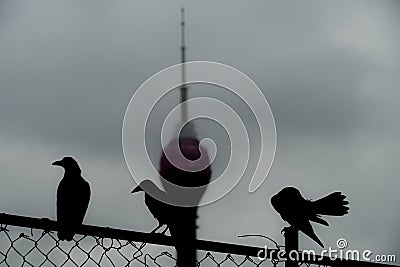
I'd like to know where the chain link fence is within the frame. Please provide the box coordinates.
[0,213,397,267]
[0,225,276,267]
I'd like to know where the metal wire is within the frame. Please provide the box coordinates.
[0,214,395,267]
[0,225,277,267]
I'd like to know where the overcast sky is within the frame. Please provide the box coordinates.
[0,0,399,263]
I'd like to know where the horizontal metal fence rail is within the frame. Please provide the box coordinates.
[0,213,397,267]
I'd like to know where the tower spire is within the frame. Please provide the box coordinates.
[180,7,188,124]
[178,7,196,138]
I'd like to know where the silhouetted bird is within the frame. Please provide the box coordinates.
[132,180,173,234]
[52,157,91,241]
[271,186,349,247]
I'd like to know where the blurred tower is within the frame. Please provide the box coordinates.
[159,8,212,267]
[178,7,195,138]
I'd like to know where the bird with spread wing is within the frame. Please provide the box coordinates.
[271,186,349,247]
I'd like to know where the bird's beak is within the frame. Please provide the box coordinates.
[52,160,62,166]
[131,186,143,193]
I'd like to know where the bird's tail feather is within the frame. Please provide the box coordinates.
[312,192,349,216]
[309,215,329,226]
[302,229,324,248]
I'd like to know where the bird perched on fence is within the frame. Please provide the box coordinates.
[52,156,91,241]
[271,186,349,247]
[132,180,173,234]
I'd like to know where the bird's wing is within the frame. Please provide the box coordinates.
[312,192,349,216]
[74,179,90,225]
[278,197,309,224]
[57,179,70,223]
[304,200,329,226]
[57,178,90,227]
[144,195,164,222]
[271,194,298,223]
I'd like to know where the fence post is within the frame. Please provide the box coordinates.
[174,207,197,267]
[285,228,298,267]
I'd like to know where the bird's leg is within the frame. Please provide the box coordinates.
[40,218,53,235]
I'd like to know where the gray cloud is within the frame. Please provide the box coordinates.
[0,0,399,262]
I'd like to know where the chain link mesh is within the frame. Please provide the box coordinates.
[0,221,386,267]
[0,224,282,267]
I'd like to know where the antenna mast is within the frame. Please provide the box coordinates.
[180,7,188,124]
